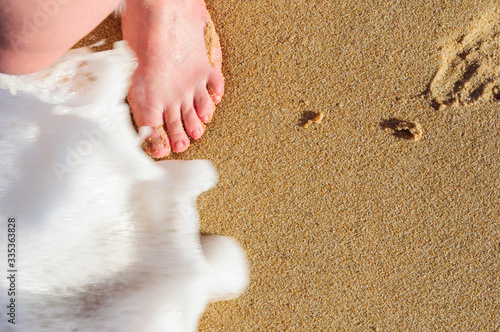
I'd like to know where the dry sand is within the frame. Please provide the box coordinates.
[77,0,499,330]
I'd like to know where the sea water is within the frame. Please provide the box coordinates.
[0,42,248,332]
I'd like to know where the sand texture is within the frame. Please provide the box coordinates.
[78,1,499,330]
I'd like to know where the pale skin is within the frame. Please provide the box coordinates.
[0,0,224,158]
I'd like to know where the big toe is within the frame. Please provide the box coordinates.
[132,103,171,158]
[141,125,171,159]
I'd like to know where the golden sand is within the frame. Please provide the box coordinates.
[78,1,500,330]
[430,6,500,107]
[381,118,423,141]
[302,112,325,128]
[204,21,217,69]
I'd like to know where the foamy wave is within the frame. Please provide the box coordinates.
[0,41,248,332]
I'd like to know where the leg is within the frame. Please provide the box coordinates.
[122,0,224,158]
[0,0,122,75]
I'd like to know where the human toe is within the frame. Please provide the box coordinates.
[141,125,171,159]
[207,71,224,104]
[195,86,216,123]
[164,107,190,153]
[132,101,171,158]
[182,103,205,140]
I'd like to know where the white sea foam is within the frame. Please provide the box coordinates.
[0,42,248,332]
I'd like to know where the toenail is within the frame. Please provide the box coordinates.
[176,141,185,150]
[201,115,209,123]
[142,135,170,159]
[192,129,201,137]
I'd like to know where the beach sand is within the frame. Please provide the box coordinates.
[77,1,499,330]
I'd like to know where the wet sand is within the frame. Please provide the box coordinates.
[77,1,499,330]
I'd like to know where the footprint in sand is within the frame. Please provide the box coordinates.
[429,8,500,108]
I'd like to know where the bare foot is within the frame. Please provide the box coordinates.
[122,0,224,158]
